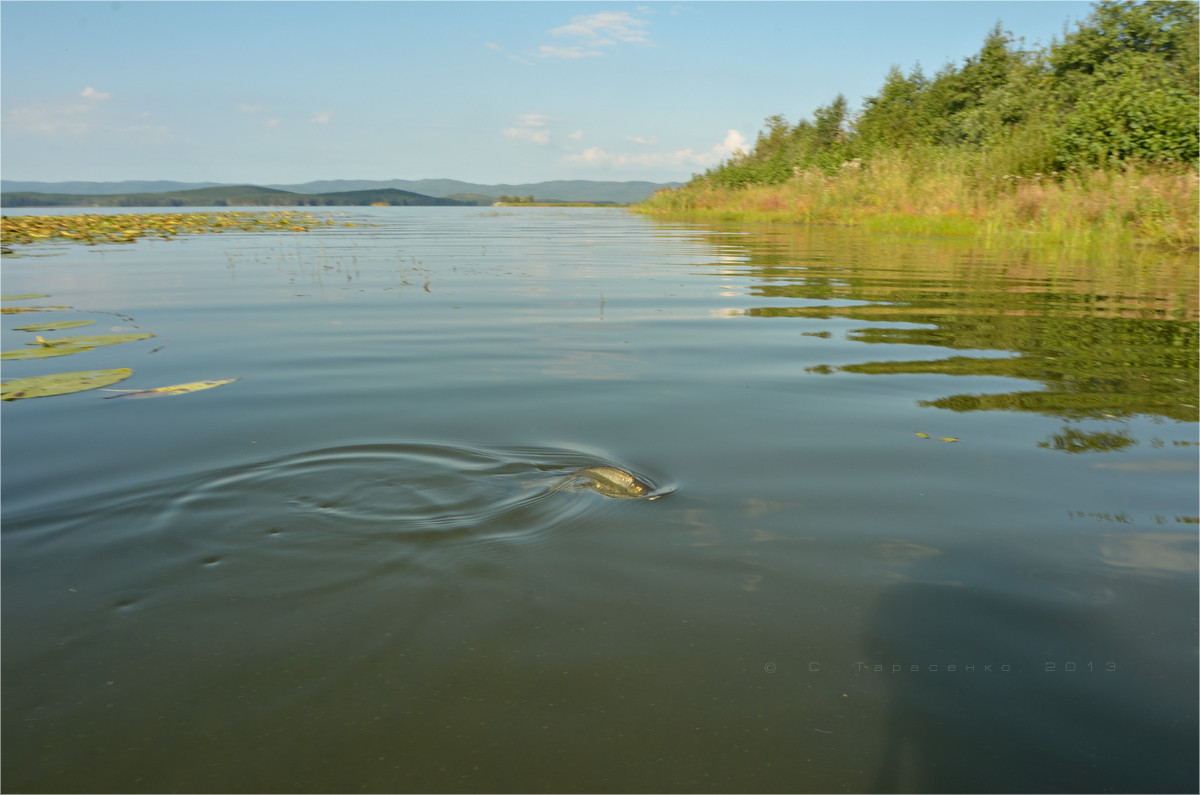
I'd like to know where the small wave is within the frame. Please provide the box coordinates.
[156,442,625,545]
[4,442,669,603]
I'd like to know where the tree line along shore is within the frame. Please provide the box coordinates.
[635,1,1198,251]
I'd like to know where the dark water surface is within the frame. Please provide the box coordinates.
[3,207,1196,793]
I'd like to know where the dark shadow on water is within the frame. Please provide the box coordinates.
[863,551,1198,793]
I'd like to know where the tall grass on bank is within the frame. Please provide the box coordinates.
[634,154,1198,252]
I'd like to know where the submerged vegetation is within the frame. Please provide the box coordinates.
[637,1,1199,249]
[0,210,358,247]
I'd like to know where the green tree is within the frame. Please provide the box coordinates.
[1056,50,1199,167]
[1050,1,1199,168]
[855,65,929,151]
[1051,0,1198,81]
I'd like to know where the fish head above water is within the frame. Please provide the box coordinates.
[570,465,657,499]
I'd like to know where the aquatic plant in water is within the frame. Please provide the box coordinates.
[0,211,357,247]
[0,294,236,401]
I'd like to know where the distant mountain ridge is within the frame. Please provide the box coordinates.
[1,178,679,204]
[1,185,475,209]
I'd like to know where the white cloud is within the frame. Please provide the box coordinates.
[537,10,651,58]
[549,11,650,44]
[536,44,601,60]
[80,86,112,101]
[516,113,552,127]
[716,129,749,158]
[4,106,83,135]
[236,103,266,114]
[503,113,555,145]
[569,129,584,141]
[3,86,116,136]
[310,110,332,124]
[626,135,658,145]
[504,126,551,145]
[563,130,747,170]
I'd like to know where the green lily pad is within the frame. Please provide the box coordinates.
[13,319,96,332]
[2,368,133,401]
[0,306,72,314]
[1,294,50,300]
[1,344,93,360]
[28,333,153,349]
[103,376,240,399]
[2,333,153,360]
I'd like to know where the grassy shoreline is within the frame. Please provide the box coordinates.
[633,155,1198,252]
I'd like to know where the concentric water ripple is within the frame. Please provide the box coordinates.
[4,442,670,606]
[156,442,663,544]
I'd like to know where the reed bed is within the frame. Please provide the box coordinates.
[635,154,1199,252]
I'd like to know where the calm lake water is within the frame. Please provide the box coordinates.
[2,206,1197,793]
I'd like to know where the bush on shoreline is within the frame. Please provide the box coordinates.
[636,1,1198,250]
[636,154,1199,250]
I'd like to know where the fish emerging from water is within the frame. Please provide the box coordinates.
[560,465,662,499]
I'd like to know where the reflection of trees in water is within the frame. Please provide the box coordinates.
[729,229,1198,432]
[1036,426,1137,453]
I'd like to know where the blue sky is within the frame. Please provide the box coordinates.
[1,1,1090,185]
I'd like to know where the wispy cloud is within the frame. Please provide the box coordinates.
[310,110,332,124]
[549,11,650,44]
[486,42,533,65]
[236,102,284,129]
[536,44,602,60]
[490,10,652,63]
[626,135,658,145]
[536,10,651,59]
[3,86,115,136]
[505,127,550,145]
[80,86,112,101]
[564,130,748,170]
[515,113,553,127]
[503,113,555,145]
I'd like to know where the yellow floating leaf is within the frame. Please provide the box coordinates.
[104,377,240,399]
[3,332,153,360]
[25,333,154,349]
[1,344,91,360]
[1,306,72,314]
[13,319,96,332]
[939,437,960,443]
[2,368,133,401]
[914,432,930,439]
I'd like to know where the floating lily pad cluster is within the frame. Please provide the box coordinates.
[1,210,355,247]
[1,294,237,401]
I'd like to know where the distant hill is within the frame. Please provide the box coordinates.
[0,180,225,195]
[2,178,680,205]
[270,179,678,204]
[0,185,477,208]
[305,188,469,206]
